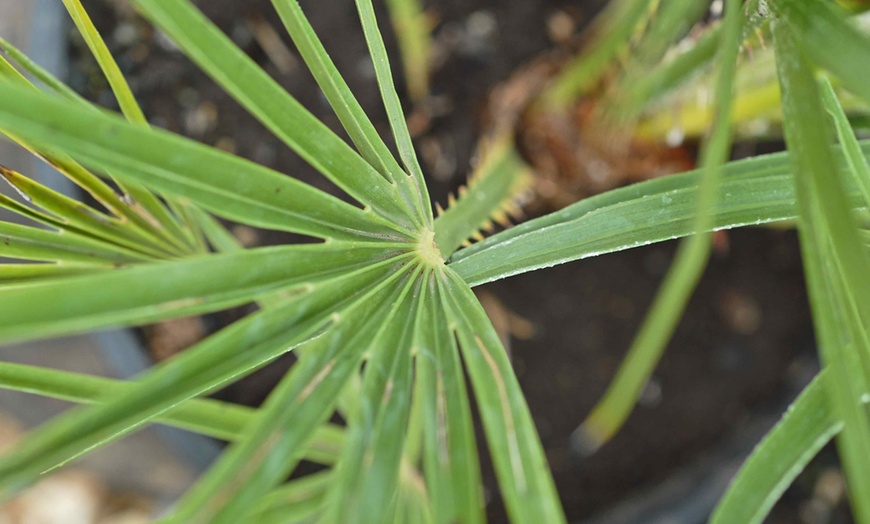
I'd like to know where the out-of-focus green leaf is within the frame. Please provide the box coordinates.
[773,14,870,520]
[576,0,744,450]
[248,471,333,524]
[821,76,870,209]
[0,259,406,495]
[538,0,654,108]
[781,1,870,108]
[0,361,343,463]
[385,0,432,102]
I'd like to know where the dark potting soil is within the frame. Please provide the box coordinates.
[70,0,849,521]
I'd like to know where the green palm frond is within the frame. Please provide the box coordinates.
[1,0,870,521]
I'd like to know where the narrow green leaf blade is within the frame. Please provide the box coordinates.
[1,167,178,259]
[575,0,745,449]
[62,0,200,245]
[128,0,416,229]
[0,80,402,241]
[821,76,870,209]
[441,269,565,523]
[0,361,343,464]
[323,268,425,524]
[248,471,333,524]
[418,276,484,524]
[355,0,433,228]
[61,0,145,123]
[447,142,870,287]
[773,15,870,520]
[710,372,840,524]
[0,243,401,343]
[0,260,403,496]
[384,0,432,102]
[0,221,149,265]
[781,2,870,108]
[163,264,418,524]
[268,0,427,228]
[0,263,100,282]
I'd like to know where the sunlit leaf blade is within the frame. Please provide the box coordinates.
[324,269,425,524]
[773,14,870,520]
[248,471,332,524]
[441,269,565,523]
[61,0,145,123]
[710,372,840,524]
[434,137,532,259]
[127,0,416,229]
[0,243,403,344]
[0,361,343,464]
[418,277,484,524]
[268,0,427,228]
[163,265,418,524]
[354,0,433,228]
[62,0,200,244]
[575,0,744,450]
[0,221,150,265]
[448,142,870,287]
[0,260,403,496]
[0,81,403,241]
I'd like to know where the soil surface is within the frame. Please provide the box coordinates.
[73,0,849,521]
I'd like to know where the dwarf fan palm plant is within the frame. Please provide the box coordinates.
[1,0,870,522]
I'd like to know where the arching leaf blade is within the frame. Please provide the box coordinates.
[0,260,404,497]
[710,372,840,524]
[323,268,426,524]
[0,243,404,344]
[162,264,419,524]
[0,81,403,241]
[128,0,416,230]
[448,143,870,287]
[441,269,565,523]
